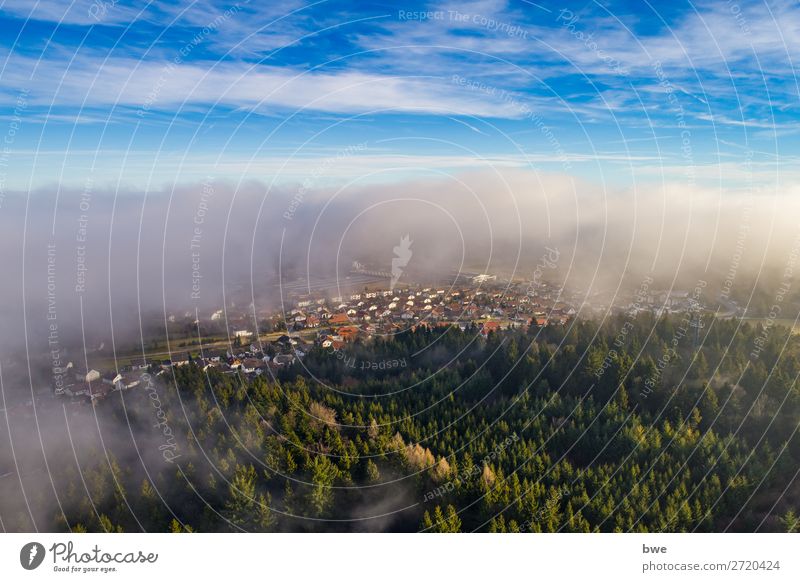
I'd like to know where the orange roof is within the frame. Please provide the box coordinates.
[337,326,360,338]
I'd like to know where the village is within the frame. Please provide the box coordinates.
[47,273,716,406]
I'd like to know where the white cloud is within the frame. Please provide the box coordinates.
[0,0,145,25]
[0,52,545,118]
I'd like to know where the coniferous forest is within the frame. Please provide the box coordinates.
[3,314,800,533]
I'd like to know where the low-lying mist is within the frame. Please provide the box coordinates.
[0,169,796,360]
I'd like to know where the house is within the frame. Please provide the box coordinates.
[65,382,92,397]
[329,313,350,326]
[241,358,266,374]
[89,382,114,402]
[273,354,295,367]
[114,373,141,391]
[473,274,496,283]
[337,326,360,341]
[101,371,122,385]
[482,321,502,335]
[74,368,100,383]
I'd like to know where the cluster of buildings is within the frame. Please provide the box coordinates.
[278,281,577,346]
[48,274,721,407]
[599,287,710,317]
[54,363,147,402]
[53,278,582,404]
[52,334,309,405]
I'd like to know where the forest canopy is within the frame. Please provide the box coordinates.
[3,314,799,533]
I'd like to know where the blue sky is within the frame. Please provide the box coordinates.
[0,0,798,190]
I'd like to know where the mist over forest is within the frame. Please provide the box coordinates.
[2,169,800,533]
[2,169,798,357]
